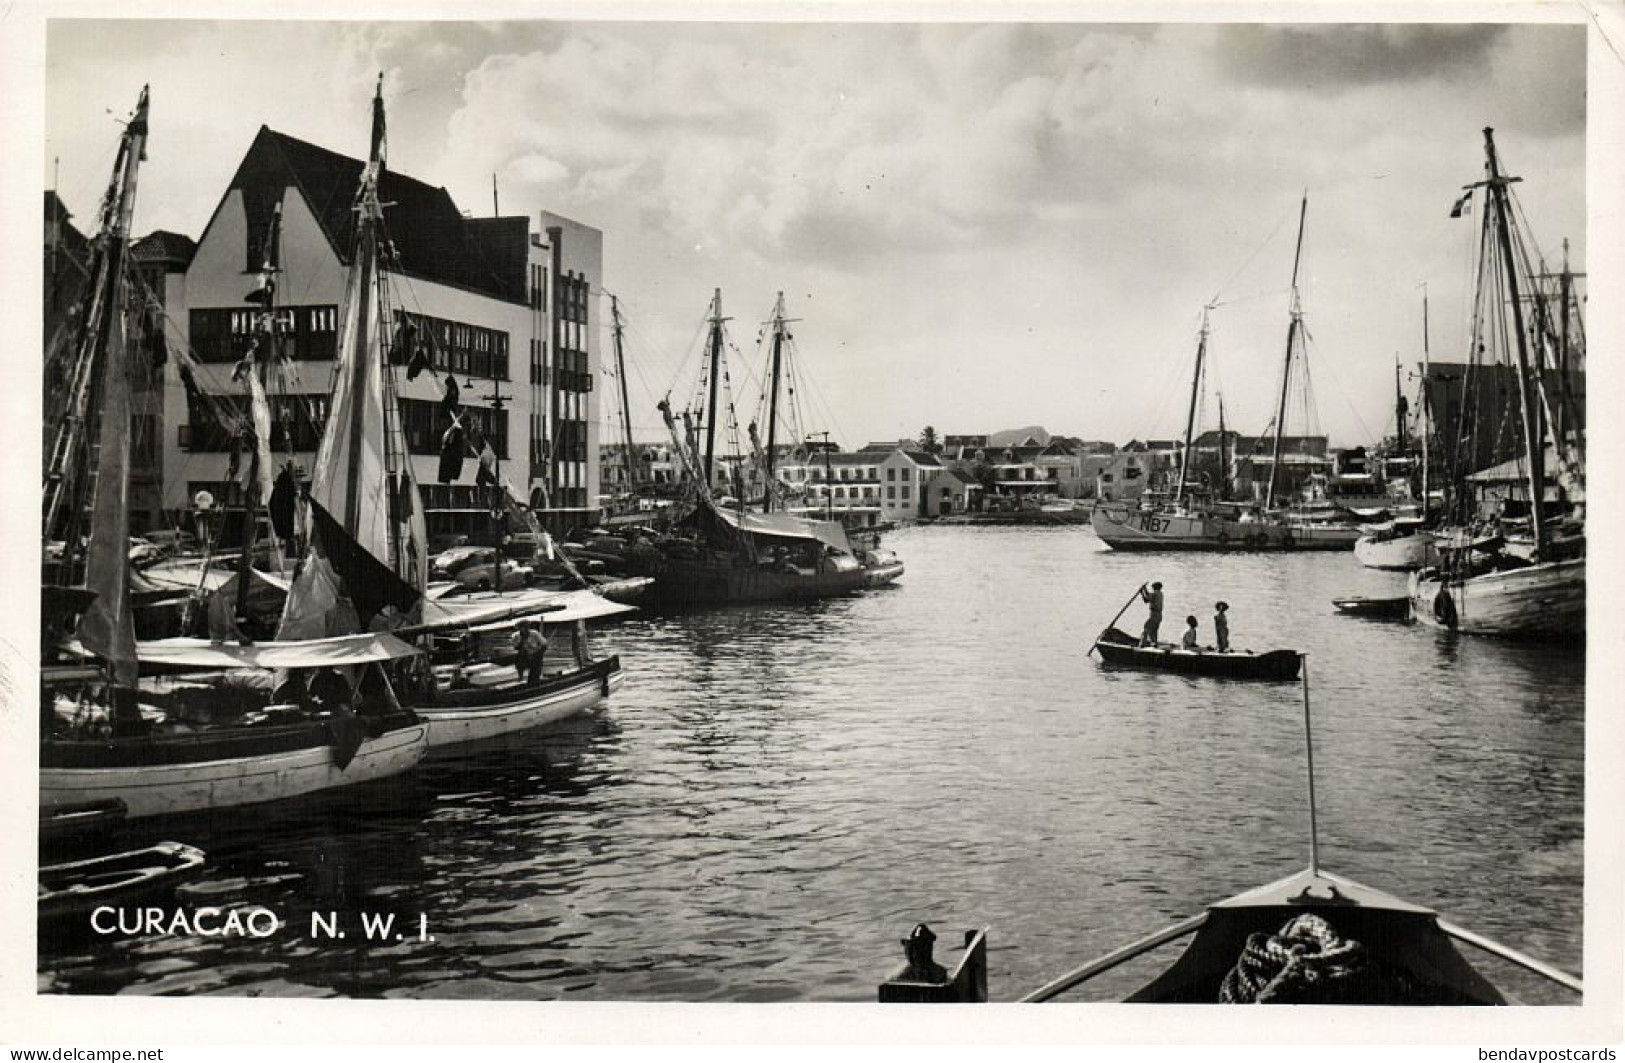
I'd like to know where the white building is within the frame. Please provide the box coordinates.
[160,125,603,540]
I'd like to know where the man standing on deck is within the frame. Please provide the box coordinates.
[1139,581,1164,646]
[1214,601,1231,653]
[513,619,548,684]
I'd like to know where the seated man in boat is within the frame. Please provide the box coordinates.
[1138,582,1165,646]
[1213,601,1230,653]
[307,668,353,715]
[513,619,548,685]
[1181,616,1202,651]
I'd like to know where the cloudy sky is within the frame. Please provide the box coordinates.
[37,12,1591,450]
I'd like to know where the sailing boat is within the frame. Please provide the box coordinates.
[271,76,632,746]
[39,88,431,820]
[1354,342,1439,571]
[1091,200,1353,552]
[621,290,884,604]
[1407,129,1585,639]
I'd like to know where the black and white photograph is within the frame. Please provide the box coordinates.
[5,0,1619,1048]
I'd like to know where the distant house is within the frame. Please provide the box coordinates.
[1095,440,1181,503]
[921,465,981,517]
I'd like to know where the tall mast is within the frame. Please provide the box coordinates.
[340,73,386,536]
[72,85,151,689]
[1420,284,1431,513]
[1174,307,1211,508]
[1394,357,1407,452]
[1557,239,1571,449]
[1483,127,1546,560]
[44,88,151,553]
[610,294,638,491]
[763,292,789,512]
[1265,193,1308,510]
[1217,394,1230,501]
[702,288,724,490]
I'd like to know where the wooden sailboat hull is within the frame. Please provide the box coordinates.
[1408,558,1585,639]
[40,717,428,820]
[637,557,871,604]
[413,657,622,748]
[1354,532,1438,571]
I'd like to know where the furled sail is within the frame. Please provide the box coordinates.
[279,74,427,636]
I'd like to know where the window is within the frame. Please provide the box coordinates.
[901,485,910,500]
[886,486,895,500]
[886,467,895,482]
[394,310,509,380]
[400,397,507,459]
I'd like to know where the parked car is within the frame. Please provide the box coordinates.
[433,547,532,591]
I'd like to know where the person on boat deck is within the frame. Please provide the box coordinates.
[1214,601,1230,653]
[308,668,353,715]
[513,619,548,684]
[1138,581,1165,646]
[1182,615,1201,651]
[571,620,592,668]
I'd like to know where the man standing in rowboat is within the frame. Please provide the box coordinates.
[1138,582,1164,646]
[1214,601,1230,653]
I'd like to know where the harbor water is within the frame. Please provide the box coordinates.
[39,525,1585,1003]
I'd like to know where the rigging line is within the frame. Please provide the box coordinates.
[1211,207,1294,305]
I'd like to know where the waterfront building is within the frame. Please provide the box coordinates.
[159,126,604,540]
[1095,440,1181,503]
[920,466,980,516]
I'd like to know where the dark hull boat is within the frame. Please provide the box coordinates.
[1331,596,1412,620]
[1092,626,1301,681]
[1017,867,1574,1004]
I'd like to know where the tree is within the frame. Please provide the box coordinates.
[918,425,942,454]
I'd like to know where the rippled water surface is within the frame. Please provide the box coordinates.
[40,526,1585,1003]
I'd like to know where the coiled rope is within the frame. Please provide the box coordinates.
[1219,913,1370,1004]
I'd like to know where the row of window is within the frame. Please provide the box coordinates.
[558,272,589,325]
[189,306,339,363]
[395,310,510,381]
[181,394,330,453]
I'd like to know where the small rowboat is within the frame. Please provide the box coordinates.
[39,842,207,926]
[1092,626,1301,681]
[1331,596,1412,620]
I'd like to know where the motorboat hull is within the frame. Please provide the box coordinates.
[1354,532,1438,571]
[1090,505,1347,552]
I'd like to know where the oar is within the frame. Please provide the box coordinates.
[1088,583,1147,657]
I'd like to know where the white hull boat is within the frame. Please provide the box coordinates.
[41,720,428,820]
[417,657,623,748]
[1355,531,1438,571]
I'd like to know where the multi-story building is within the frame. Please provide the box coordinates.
[160,125,604,541]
